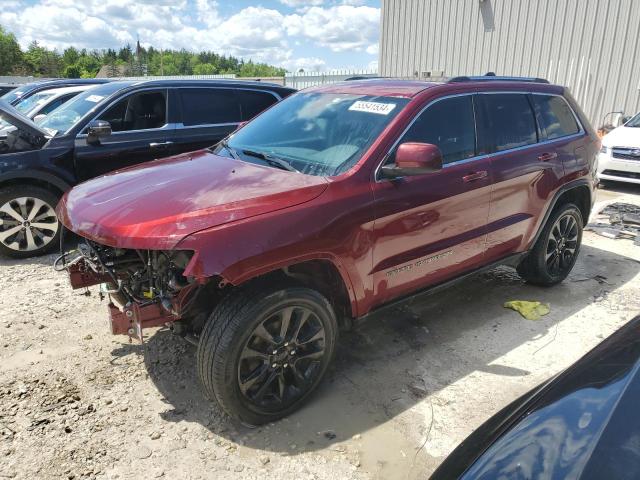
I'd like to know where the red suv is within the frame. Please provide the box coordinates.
[57,76,598,425]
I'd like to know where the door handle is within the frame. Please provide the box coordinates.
[462,170,488,183]
[149,141,174,149]
[538,152,558,162]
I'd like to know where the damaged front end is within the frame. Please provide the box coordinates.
[58,240,203,342]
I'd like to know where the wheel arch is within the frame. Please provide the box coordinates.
[0,170,72,198]
[228,257,358,328]
[553,184,591,224]
[529,179,592,249]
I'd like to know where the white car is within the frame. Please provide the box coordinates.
[598,112,640,184]
[7,85,95,123]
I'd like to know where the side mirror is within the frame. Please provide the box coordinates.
[86,120,112,145]
[380,142,443,179]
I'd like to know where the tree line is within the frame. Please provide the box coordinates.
[0,25,287,79]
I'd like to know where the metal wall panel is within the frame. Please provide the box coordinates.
[380,0,640,127]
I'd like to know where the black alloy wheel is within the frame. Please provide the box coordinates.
[237,305,327,410]
[517,202,583,286]
[545,213,579,276]
[197,284,338,425]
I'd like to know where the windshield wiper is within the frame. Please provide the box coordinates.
[241,149,299,173]
[217,139,241,160]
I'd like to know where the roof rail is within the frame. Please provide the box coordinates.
[448,74,549,84]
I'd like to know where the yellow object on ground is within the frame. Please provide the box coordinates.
[503,300,550,321]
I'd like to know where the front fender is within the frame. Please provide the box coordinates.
[178,200,367,318]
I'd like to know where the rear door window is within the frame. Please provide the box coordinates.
[397,94,476,164]
[179,88,241,126]
[237,90,278,121]
[479,93,537,152]
[531,94,580,140]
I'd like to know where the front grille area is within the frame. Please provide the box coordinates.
[602,169,640,180]
[612,147,640,160]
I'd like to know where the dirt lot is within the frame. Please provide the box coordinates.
[1,184,639,480]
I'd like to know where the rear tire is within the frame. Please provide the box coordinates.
[517,203,583,286]
[0,185,61,259]
[197,282,338,425]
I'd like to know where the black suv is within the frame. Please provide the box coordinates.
[0,79,295,258]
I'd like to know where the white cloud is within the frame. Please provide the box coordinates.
[0,4,132,49]
[0,0,379,70]
[285,5,379,52]
[278,0,324,7]
[366,43,378,55]
[195,0,221,28]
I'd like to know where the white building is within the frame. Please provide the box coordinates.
[379,0,640,127]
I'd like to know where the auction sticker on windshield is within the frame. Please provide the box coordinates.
[85,95,105,103]
[348,101,397,115]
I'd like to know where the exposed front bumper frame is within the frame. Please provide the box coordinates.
[109,302,176,342]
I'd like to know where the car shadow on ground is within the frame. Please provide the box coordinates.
[110,243,639,456]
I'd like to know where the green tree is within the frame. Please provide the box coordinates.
[117,44,133,62]
[64,64,81,78]
[193,63,216,75]
[24,41,62,76]
[62,47,79,66]
[76,54,101,77]
[0,23,288,79]
[0,26,23,75]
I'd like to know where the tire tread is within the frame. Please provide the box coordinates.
[197,280,336,424]
[517,202,583,286]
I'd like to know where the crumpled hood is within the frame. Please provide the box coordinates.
[57,149,328,249]
[602,125,640,148]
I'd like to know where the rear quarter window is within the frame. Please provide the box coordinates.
[179,88,241,126]
[532,94,581,140]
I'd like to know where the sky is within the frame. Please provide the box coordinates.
[1,0,381,72]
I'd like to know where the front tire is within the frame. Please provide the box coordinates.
[517,203,583,286]
[197,283,338,425]
[0,185,61,259]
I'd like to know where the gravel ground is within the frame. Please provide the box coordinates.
[1,184,639,480]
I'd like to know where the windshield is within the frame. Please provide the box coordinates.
[38,89,107,135]
[221,92,409,176]
[625,112,640,128]
[1,87,27,105]
[1,92,55,130]
[14,91,55,115]
[37,83,127,135]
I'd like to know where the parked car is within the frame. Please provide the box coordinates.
[0,85,95,131]
[0,84,18,97]
[0,79,294,257]
[431,314,640,480]
[57,76,598,425]
[0,78,111,106]
[598,111,640,184]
